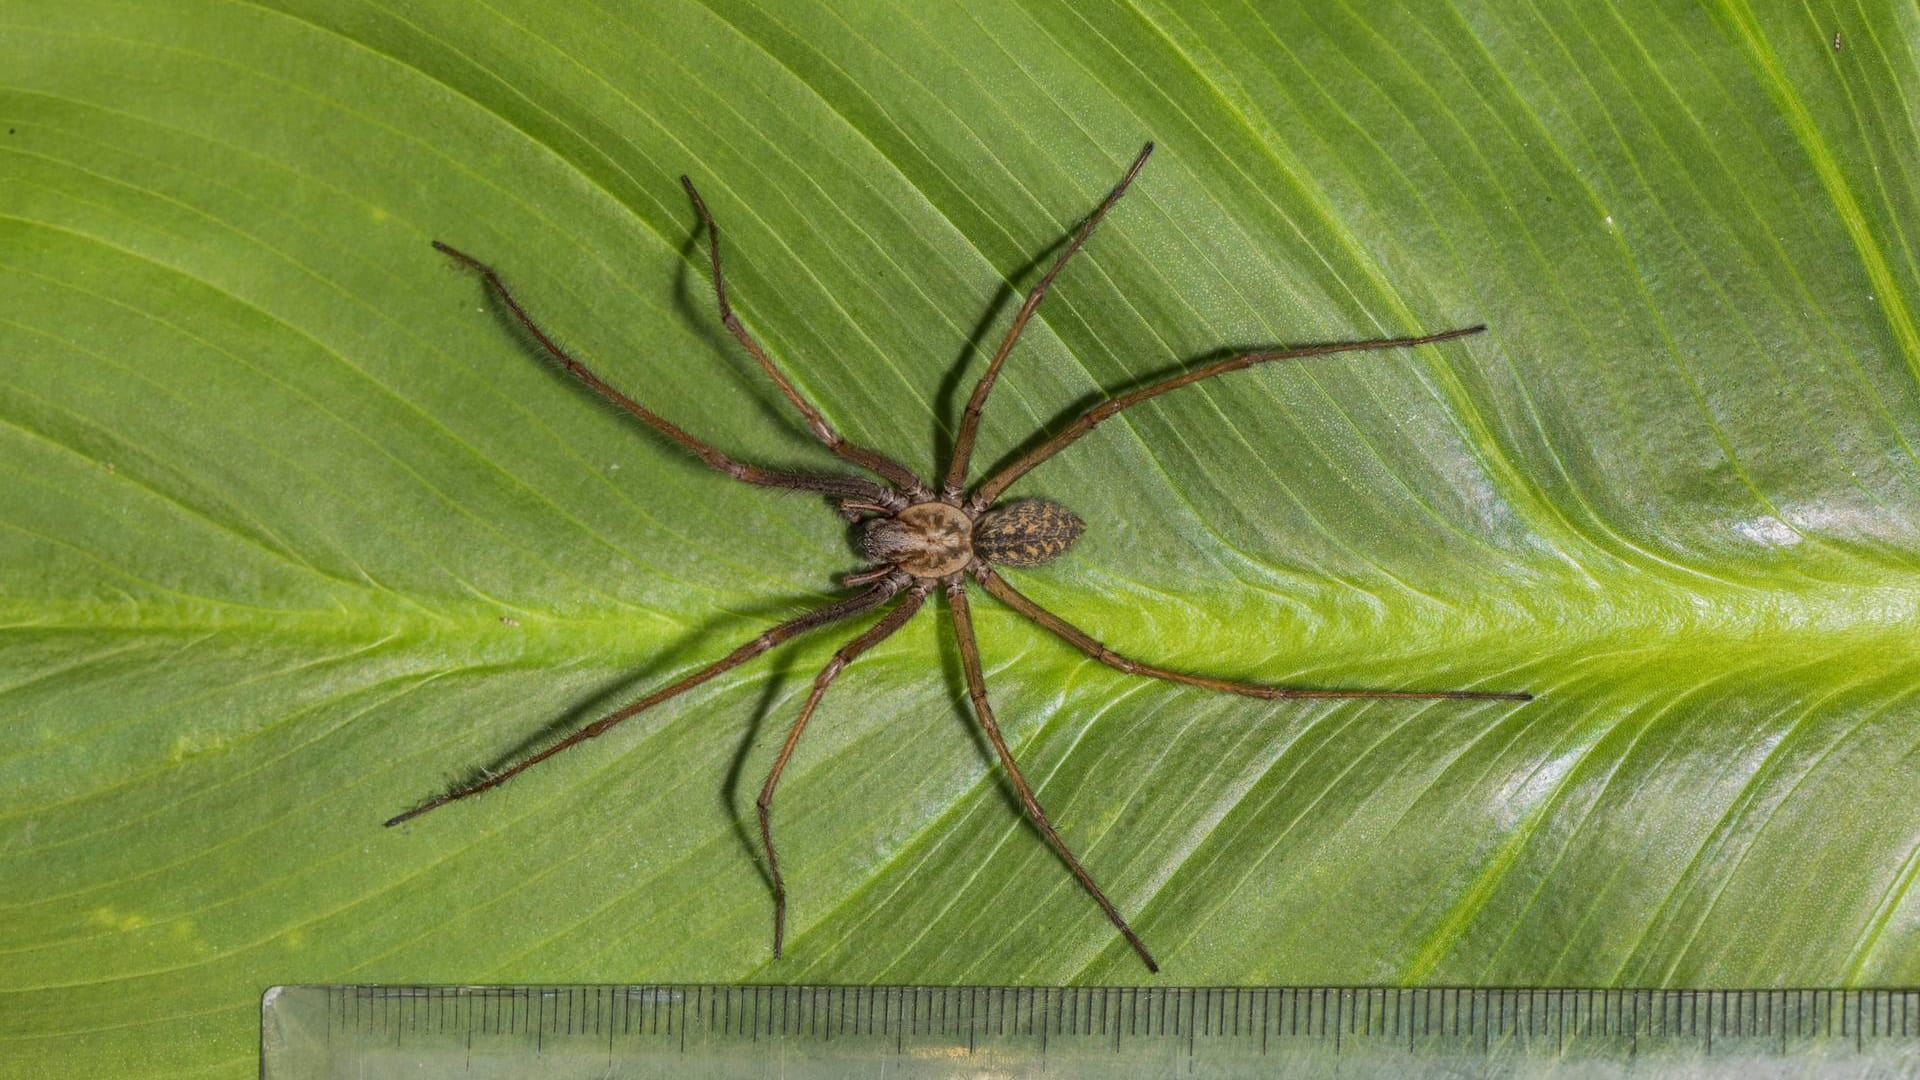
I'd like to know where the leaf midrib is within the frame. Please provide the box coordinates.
[8,573,1917,670]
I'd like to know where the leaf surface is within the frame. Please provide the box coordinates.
[3,1,1918,1074]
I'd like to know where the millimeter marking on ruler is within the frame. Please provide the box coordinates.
[265,984,1920,1079]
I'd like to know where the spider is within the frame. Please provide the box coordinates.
[390,142,1530,973]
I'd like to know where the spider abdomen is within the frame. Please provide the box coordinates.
[973,499,1084,567]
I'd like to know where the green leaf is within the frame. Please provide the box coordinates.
[5,1,1917,1074]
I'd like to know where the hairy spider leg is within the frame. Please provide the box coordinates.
[681,177,929,498]
[758,581,933,957]
[971,324,1487,507]
[431,242,894,506]
[385,577,907,828]
[946,578,1160,973]
[943,142,1155,498]
[975,566,1530,702]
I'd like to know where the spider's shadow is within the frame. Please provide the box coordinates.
[453,217,881,533]
[716,589,1009,910]
[460,252,824,485]
[668,223,828,462]
[931,594,1001,808]
[972,342,1284,490]
[932,229,1084,481]
[720,643,802,899]
[400,593,846,832]
[668,194,1095,486]
[924,198,1343,492]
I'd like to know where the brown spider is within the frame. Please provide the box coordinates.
[390,143,1530,973]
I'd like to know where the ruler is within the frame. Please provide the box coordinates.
[262,983,1920,1078]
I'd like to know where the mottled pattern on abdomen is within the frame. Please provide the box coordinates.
[973,499,1085,567]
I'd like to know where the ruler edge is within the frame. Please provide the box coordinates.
[261,983,1920,1073]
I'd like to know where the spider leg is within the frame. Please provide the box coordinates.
[386,575,908,827]
[680,178,930,497]
[974,566,1530,702]
[943,143,1154,499]
[432,242,896,506]
[757,581,932,958]
[945,576,1160,973]
[970,324,1487,508]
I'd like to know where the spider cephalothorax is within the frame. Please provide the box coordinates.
[857,501,973,576]
[398,142,1530,974]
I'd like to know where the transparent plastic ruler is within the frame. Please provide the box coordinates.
[262,983,1920,1078]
